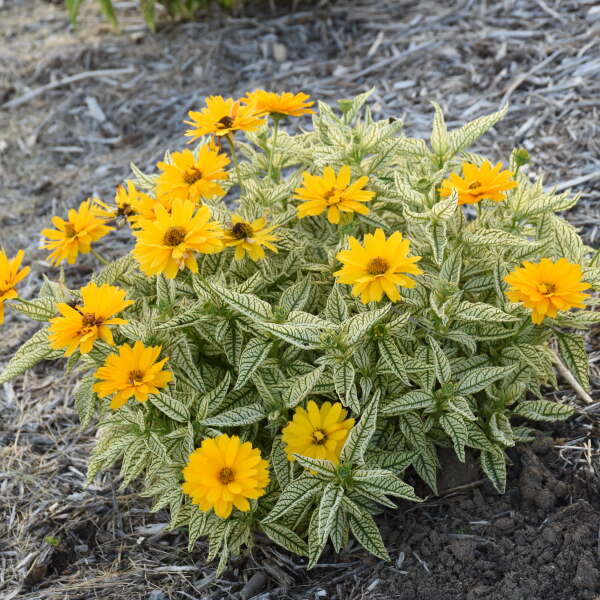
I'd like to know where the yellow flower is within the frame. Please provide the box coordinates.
[113,182,141,218]
[133,199,224,279]
[93,340,173,410]
[128,194,173,230]
[156,146,230,202]
[504,258,590,324]
[282,400,354,465]
[334,228,422,304]
[182,434,270,519]
[243,90,314,117]
[440,160,517,205]
[0,249,30,325]
[294,165,375,224]
[49,282,133,356]
[223,215,279,261]
[41,200,113,265]
[92,183,159,225]
[185,96,265,141]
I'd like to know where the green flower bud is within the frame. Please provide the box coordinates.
[337,99,353,114]
[513,148,530,167]
[371,323,387,338]
[337,465,352,481]
[413,177,433,193]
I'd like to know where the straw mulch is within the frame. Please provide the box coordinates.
[1,1,599,598]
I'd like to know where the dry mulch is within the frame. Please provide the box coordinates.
[2,0,600,598]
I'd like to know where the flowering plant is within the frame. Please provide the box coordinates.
[2,90,598,570]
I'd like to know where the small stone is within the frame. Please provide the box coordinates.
[541,526,560,545]
[531,436,554,455]
[587,6,600,21]
[240,572,268,600]
[494,517,514,531]
[272,42,287,62]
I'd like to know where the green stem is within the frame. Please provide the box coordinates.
[91,248,109,265]
[267,116,281,182]
[590,246,600,267]
[227,133,243,192]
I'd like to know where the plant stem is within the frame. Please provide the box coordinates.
[267,116,280,182]
[91,248,109,265]
[227,133,243,192]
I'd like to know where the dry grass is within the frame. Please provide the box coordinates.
[2,0,600,597]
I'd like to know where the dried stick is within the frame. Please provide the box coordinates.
[551,350,594,405]
[3,68,135,109]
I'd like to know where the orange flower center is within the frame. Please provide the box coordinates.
[218,467,235,484]
[183,168,204,184]
[367,257,389,275]
[538,282,557,295]
[81,312,102,327]
[323,188,342,205]
[217,116,234,129]
[128,369,146,385]
[312,429,327,445]
[468,180,482,190]
[230,222,253,240]
[64,223,77,238]
[163,226,186,247]
[118,203,135,217]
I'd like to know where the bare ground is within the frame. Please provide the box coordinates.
[1,0,600,598]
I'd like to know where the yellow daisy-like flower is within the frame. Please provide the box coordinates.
[93,340,173,410]
[48,282,133,356]
[223,215,279,261]
[127,193,173,230]
[113,181,141,218]
[243,90,314,117]
[294,165,375,224]
[185,96,265,142]
[156,146,230,202]
[504,258,590,324]
[440,160,517,205]
[133,199,224,279]
[182,434,270,519]
[334,228,422,304]
[41,200,113,265]
[0,249,30,325]
[282,400,355,465]
[92,183,158,224]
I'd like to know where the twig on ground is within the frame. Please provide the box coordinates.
[3,68,136,109]
[551,350,594,405]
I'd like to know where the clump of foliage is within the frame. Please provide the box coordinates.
[2,90,598,571]
[66,0,301,31]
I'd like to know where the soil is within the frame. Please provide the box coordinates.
[2,0,600,598]
[376,436,600,600]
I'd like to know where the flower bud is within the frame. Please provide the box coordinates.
[413,177,433,193]
[513,148,530,167]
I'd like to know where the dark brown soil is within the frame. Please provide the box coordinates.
[377,441,600,600]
